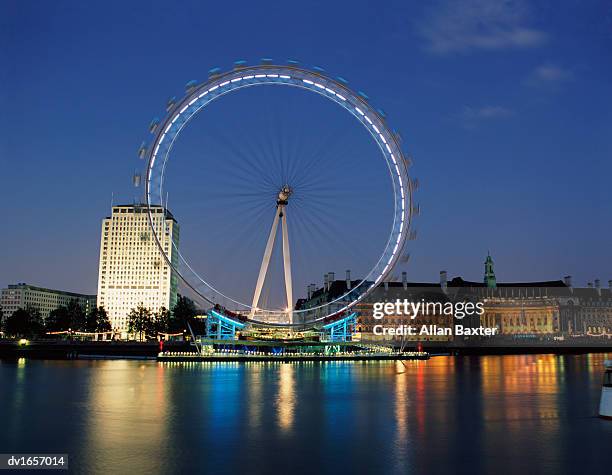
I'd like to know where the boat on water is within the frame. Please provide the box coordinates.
[599,360,612,419]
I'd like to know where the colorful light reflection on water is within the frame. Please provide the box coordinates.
[0,354,610,475]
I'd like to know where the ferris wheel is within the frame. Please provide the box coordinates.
[138,62,416,326]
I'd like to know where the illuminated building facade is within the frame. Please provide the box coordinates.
[558,279,612,337]
[96,204,179,336]
[296,255,612,343]
[356,280,454,342]
[296,271,454,343]
[480,299,559,335]
[0,283,96,320]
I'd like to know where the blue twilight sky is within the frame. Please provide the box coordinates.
[1,0,611,300]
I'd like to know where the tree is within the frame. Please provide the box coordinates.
[46,306,70,332]
[3,307,44,338]
[46,300,86,333]
[128,305,153,341]
[66,300,86,331]
[85,306,112,333]
[153,307,171,335]
[171,295,196,332]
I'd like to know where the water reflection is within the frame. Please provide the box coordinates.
[247,363,263,430]
[277,364,295,431]
[393,361,410,473]
[83,361,170,474]
[0,354,610,475]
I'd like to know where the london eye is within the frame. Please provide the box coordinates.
[139,62,415,326]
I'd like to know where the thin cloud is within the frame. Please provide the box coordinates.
[459,105,515,129]
[525,63,574,86]
[461,105,515,121]
[418,0,548,54]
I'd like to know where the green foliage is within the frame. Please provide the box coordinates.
[85,306,112,332]
[46,307,70,332]
[3,307,44,338]
[128,305,153,341]
[153,307,171,334]
[127,306,183,340]
[171,295,196,332]
[66,299,86,330]
[46,300,86,332]
[173,295,197,321]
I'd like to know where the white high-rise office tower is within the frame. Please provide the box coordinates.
[96,204,179,337]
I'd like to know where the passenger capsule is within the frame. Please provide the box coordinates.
[166,96,176,112]
[132,173,141,187]
[185,80,198,94]
[138,142,147,159]
[149,119,159,133]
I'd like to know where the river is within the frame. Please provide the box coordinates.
[0,354,610,474]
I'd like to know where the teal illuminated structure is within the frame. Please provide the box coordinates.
[206,309,246,340]
[175,309,419,361]
[204,308,357,343]
[321,312,357,342]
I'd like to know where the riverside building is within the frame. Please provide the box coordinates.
[96,204,179,337]
[0,283,96,320]
[295,255,612,344]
